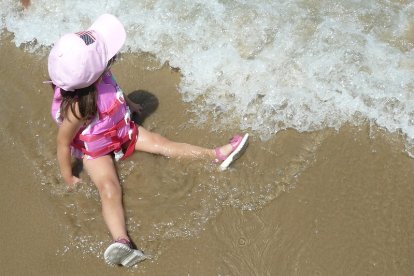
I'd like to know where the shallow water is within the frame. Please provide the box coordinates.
[1,1,414,275]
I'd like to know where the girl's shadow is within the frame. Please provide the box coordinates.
[127,90,159,125]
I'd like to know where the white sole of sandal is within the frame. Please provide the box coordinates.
[219,133,249,171]
[104,243,145,267]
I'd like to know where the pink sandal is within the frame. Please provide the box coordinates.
[215,133,249,170]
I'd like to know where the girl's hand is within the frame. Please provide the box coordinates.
[64,175,82,191]
[125,95,143,116]
[129,101,143,116]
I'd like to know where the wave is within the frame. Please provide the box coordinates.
[2,0,414,144]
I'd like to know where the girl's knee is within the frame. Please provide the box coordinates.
[152,132,170,147]
[137,129,172,154]
[97,180,121,200]
[152,133,175,156]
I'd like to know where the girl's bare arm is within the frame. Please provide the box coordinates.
[56,105,83,186]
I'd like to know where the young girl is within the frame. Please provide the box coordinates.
[48,14,249,267]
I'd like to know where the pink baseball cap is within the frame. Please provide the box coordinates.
[48,14,126,91]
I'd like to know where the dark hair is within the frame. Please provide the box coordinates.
[59,85,97,121]
[52,55,117,122]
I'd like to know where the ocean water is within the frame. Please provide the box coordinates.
[2,0,414,142]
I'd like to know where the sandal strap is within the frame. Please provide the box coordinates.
[214,147,228,162]
[229,135,243,150]
[114,238,132,248]
[214,134,243,162]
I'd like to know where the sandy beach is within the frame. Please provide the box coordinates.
[1,34,414,276]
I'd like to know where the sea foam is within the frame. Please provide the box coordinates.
[2,0,414,144]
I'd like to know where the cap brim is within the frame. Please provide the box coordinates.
[89,14,126,61]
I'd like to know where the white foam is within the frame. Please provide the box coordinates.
[2,0,414,144]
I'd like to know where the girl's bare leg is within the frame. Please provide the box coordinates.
[134,126,234,159]
[83,155,128,241]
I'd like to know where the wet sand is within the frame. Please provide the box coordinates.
[1,37,414,275]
